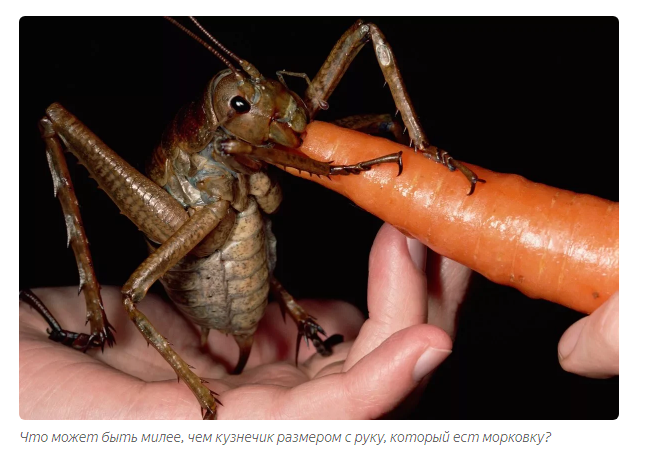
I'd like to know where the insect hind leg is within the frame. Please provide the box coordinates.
[304,20,484,195]
[32,116,115,351]
[19,289,111,351]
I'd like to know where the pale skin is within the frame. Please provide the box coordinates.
[557,291,619,378]
[19,224,460,419]
[19,224,618,419]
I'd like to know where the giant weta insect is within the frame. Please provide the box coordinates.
[21,17,483,419]
[20,18,619,420]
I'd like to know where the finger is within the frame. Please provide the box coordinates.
[241,325,451,419]
[426,253,472,339]
[558,292,619,378]
[344,223,428,370]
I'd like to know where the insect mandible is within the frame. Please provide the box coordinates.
[20,17,484,419]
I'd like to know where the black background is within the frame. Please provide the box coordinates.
[20,17,618,419]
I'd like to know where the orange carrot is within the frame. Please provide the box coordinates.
[291,121,619,314]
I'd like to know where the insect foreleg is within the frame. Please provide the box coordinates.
[34,116,114,351]
[249,171,282,215]
[222,140,402,177]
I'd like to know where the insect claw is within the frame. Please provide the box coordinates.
[466,178,487,196]
[187,364,196,369]
[323,334,344,350]
[295,332,303,366]
[397,151,403,176]
[209,389,223,406]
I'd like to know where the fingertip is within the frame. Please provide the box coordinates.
[348,224,428,368]
[369,224,429,280]
[342,324,451,418]
[558,316,587,360]
[558,292,619,378]
[412,346,453,382]
[367,223,427,326]
[369,223,403,266]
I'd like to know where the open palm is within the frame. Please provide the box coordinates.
[20,224,469,419]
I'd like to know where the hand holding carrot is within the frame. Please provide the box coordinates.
[291,121,619,380]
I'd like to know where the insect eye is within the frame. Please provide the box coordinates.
[230,96,251,114]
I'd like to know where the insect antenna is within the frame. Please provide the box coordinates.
[164,16,239,74]
[188,16,263,80]
[188,17,244,66]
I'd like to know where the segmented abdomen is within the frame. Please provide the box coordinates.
[159,199,276,336]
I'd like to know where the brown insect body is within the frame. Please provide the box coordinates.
[27,18,483,418]
[147,68,305,351]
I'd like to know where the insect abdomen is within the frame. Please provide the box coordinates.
[159,200,275,336]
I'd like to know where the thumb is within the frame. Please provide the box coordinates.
[558,292,619,378]
[339,324,451,419]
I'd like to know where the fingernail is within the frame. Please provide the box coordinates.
[406,237,427,272]
[413,347,452,382]
[558,318,587,361]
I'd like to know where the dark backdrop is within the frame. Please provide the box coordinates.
[20,17,618,419]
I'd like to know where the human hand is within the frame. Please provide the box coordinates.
[20,223,464,419]
[406,219,619,381]
[558,291,619,378]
